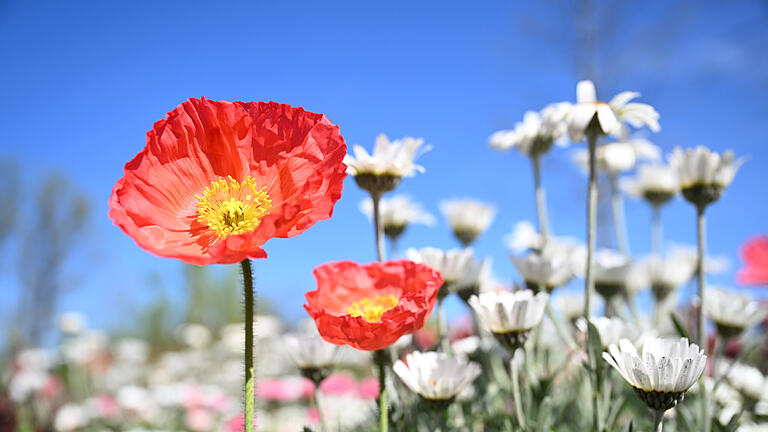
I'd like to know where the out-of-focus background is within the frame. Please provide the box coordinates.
[0,1,766,430]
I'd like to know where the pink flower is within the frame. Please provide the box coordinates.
[320,374,357,395]
[738,236,768,286]
[256,378,312,402]
[358,378,380,399]
[186,407,214,431]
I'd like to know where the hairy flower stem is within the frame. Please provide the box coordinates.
[585,126,601,432]
[241,259,255,432]
[375,350,389,432]
[651,204,663,255]
[609,174,629,255]
[696,205,710,432]
[653,410,664,432]
[531,155,550,242]
[372,193,386,262]
[511,349,527,430]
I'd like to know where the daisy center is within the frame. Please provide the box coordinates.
[195,175,272,239]
[347,294,399,323]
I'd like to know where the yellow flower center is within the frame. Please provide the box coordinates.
[347,294,399,323]
[195,176,272,239]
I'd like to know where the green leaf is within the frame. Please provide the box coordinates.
[670,312,690,339]
[586,321,604,388]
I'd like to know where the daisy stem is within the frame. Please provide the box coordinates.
[241,259,255,432]
[531,155,549,242]
[653,409,664,432]
[437,297,450,354]
[585,126,601,432]
[372,193,386,262]
[375,349,388,432]
[314,385,327,431]
[545,302,578,351]
[695,205,710,432]
[511,349,527,430]
[609,174,629,255]
[651,204,663,255]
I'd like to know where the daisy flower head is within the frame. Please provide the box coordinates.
[468,289,548,353]
[512,248,574,293]
[573,249,632,303]
[572,137,661,176]
[704,287,767,340]
[489,102,571,157]
[304,260,442,351]
[284,332,339,386]
[603,337,706,411]
[643,254,696,303]
[393,351,481,410]
[439,199,496,247]
[669,146,745,209]
[109,98,347,265]
[406,247,486,302]
[344,134,430,196]
[567,80,660,142]
[576,316,638,350]
[359,195,435,242]
[622,163,680,207]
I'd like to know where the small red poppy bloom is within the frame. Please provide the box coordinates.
[304,260,442,351]
[109,98,347,265]
[738,235,768,286]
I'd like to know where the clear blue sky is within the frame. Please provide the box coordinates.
[1,1,766,334]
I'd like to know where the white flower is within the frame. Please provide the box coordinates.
[554,292,597,323]
[704,288,767,334]
[54,403,89,431]
[181,323,211,349]
[406,247,476,285]
[393,351,481,401]
[668,243,731,275]
[572,249,632,297]
[572,138,661,176]
[344,134,430,178]
[642,254,696,300]
[284,332,338,370]
[669,146,745,190]
[317,394,375,430]
[439,199,495,246]
[114,338,150,364]
[359,195,435,230]
[61,330,108,365]
[489,102,571,156]
[720,362,766,401]
[622,164,680,205]
[512,249,574,292]
[59,312,87,334]
[603,338,706,410]
[567,80,660,142]
[469,289,548,334]
[576,317,638,349]
[505,221,541,252]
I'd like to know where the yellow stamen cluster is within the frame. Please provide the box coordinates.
[195,176,272,239]
[347,294,399,323]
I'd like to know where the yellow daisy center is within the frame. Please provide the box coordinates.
[347,294,399,323]
[195,176,272,239]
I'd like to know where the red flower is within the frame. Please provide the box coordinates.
[109,98,347,265]
[304,260,442,351]
[737,235,768,286]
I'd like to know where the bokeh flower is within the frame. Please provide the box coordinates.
[572,138,661,176]
[439,199,496,247]
[406,247,485,301]
[623,164,680,207]
[669,146,744,209]
[603,338,706,411]
[512,248,574,293]
[489,102,571,157]
[359,195,435,242]
[393,351,481,408]
[737,236,768,286]
[109,98,347,265]
[704,288,767,339]
[304,260,442,351]
[284,332,339,385]
[344,134,429,196]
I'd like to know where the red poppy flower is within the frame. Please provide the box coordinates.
[304,260,442,351]
[737,235,768,286]
[109,98,347,265]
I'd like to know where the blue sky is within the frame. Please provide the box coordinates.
[0,1,766,335]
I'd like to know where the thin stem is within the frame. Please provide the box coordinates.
[372,193,385,262]
[696,206,710,432]
[531,155,550,242]
[651,204,663,255]
[653,410,664,432]
[437,297,449,354]
[314,386,327,431]
[545,302,578,351]
[376,350,388,432]
[511,349,527,430]
[609,174,629,255]
[585,128,600,432]
[241,259,255,432]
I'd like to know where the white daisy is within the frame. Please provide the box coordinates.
[393,351,481,406]
[284,332,339,384]
[572,138,661,176]
[668,244,731,276]
[603,337,706,411]
[54,403,90,432]
[554,292,598,324]
[719,362,766,401]
[643,254,697,302]
[704,288,767,339]
[567,80,660,142]
[345,134,430,195]
[468,289,548,352]
[622,164,680,207]
[573,249,632,302]
[668,146,745,208]
[406,247,487,302]
[359,195,435,241]
[489,102,571,157]
[512,249,574,293]
[439,199,496,247]
[576,316,638,349]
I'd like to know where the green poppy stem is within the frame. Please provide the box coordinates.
[241,259,255,432]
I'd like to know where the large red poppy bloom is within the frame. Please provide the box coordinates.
[737,235,768,286]
[304,260,442,351]
[109,98,347,265]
